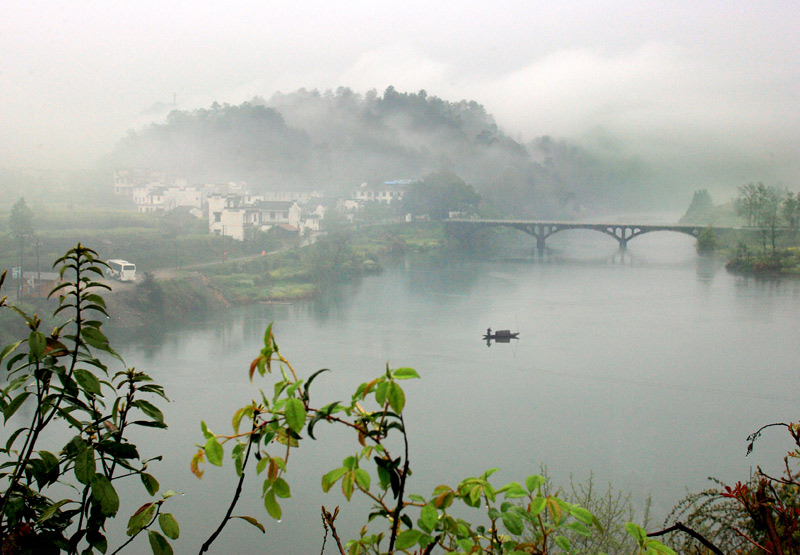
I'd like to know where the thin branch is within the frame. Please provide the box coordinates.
[321,506,345,555]
[386,413,410,555]
[421,534,443,555]
[199,418,258,554]
[647,522,724,555]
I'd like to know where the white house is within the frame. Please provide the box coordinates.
[352,181,410,205]
[209,194,302,240]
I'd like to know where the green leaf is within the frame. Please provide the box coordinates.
[81,327,111,352]
[28,331,47,360]
[233,515,266,533]
[200,421,214,440]
[75,447,96,484]
[147,530,173,555]
[528,497,546,518]
[141,473,160,496]
[387,382,406,413]
[625,522,647,546]
[0,339,23,364]
[74,368,102,395]
[3,392,31,422]
[264,489,282,520]
[395,529,423,550]
[645,539,677,555]
[342,471,355,501]
[525,474,545,492]
[502,511,524,535]
[273,477,291,498]
[554,536,571,551]
[419,504,438,533]
[37,499,71,524]
[134,400,165,424]
[91,473,120,517]
[97,440,139,459]
[303,368,330,400]
[354,468,371,491]
[322,467,348,492]
[392,367,420,380]
[232,406,254,434]
[564,521,592,538]
[205,437,224,466]
[284,398,307,434]
[127,503,156,536]
[158,513,180,540]
[499,481,528,499]
[571,505,594,525]
[375,380,389,405]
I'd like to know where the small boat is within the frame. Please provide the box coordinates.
[483,328,520,346]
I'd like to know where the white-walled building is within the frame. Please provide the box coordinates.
[208,194,302,240]
[352,181,411,205]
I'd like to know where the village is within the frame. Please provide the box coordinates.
[113,169,416,241]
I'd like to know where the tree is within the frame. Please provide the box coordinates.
[735,183,759,226]
[8,197,34,298]
[781,191,800,230]
[696,226,717,254]
[681,189,714,224]
[753,183,783,255]
[403,172,481,220]
[736,183,785,255]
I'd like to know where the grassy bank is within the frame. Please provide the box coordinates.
[103,223,449,328]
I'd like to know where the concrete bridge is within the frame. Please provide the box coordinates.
[445,218,733,251]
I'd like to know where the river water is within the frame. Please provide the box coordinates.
[114,230,800,553]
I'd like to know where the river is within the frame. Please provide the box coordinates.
[113,230,800,553]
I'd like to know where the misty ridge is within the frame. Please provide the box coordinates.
[105,87,655,218]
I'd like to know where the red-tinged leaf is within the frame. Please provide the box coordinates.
[249,356,262,382]
[233,515,266,533]
[191,449,205,479]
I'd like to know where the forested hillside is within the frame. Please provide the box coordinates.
[107,87,656,217]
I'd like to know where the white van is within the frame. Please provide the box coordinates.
[107,259,137,282]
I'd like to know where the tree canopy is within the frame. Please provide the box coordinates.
[9,197,34,240]
[402,172,481,220]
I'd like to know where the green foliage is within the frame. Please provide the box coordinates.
[403,171,481,220]
[0,244,175,554]
[696,226,717,254]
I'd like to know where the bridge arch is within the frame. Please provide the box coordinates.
[446,219,709,251]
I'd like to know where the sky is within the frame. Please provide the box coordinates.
[1,0,798,194]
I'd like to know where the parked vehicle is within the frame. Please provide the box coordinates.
[107,259,136,282]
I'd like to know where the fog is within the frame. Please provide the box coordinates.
[1,1,798,205]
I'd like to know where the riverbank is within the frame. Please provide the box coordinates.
[724,247,800,276]
[104,223,450,330]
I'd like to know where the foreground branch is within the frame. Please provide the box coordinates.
[199,419,258,554]
[648,522,724,555]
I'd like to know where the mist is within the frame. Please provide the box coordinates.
[1,1,798,208]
